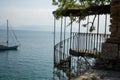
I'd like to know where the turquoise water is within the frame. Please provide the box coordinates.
[0,30,54,80]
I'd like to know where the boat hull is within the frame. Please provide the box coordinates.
[0,45,18,51]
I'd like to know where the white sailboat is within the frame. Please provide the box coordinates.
[0,20,19,51]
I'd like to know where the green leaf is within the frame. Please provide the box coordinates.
[83,24,86,27]
[89,26,95,32]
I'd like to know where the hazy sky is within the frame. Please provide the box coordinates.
[0,0,55,27]
[0,0,110,32]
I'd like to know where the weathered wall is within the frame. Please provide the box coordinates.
[101,0,120,60]
[107,0,120,43]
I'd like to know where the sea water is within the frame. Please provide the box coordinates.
[0,30,54,80]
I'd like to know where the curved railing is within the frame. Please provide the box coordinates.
[54,32,110,79]
[70,33,110,57]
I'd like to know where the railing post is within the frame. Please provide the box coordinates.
[97,15,100,57]
[78,19,81,51]
[91,34,93,53]
[60,17,63,60]
[77,18,81,76]
[67,39,69,56]
[105,15,107,35]
[54,17,56,65]
[69,18,72,80]
[53,16,56,80]
[73,33,75,50]
[63,17,66,59]
[70,19,72,49]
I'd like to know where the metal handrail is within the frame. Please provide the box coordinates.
[54,32,110,78]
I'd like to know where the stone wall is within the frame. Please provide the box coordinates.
[107,0,120,43]
[101,0,120,60]
[101,43,120,59]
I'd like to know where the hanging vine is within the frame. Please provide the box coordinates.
[82,15,97,32]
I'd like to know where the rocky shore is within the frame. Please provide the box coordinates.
[75,69,120,80]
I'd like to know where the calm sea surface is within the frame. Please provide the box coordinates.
[0,30,55,80]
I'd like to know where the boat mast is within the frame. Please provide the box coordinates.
[7,20,9,46]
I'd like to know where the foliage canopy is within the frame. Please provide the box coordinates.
[52,0,111,19]
[52,0,111,32]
